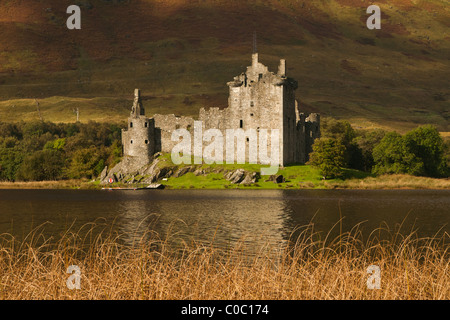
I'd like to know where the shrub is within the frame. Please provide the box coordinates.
[307,138,345,179]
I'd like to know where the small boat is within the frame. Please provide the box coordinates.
[146,184,165,189]
[102,184,165,191]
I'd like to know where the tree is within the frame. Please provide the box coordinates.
[44,138,66,151]
[0,121,126,182]
[321,118,356,145]
[403,125,447,177]
[320,118,363,170]
[355,129,386,172]
[372,132,424,176]
[444,139,450,175]
[307,138,346,179]
[65,146,108,179]
[372,126,448,177]
[16,149,65,181]
[0,137,23,181]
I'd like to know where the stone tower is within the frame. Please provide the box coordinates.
[121,89,156,166]
[223,53,300,166]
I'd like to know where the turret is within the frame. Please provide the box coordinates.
[278,59,286,77]
[252,53,259,67]
[131,88,145,117]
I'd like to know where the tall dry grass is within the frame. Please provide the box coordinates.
[0,221,448,300]
[328,174,450,190]
[0,180,93,190]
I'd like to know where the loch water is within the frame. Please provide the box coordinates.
[0,189,448,249]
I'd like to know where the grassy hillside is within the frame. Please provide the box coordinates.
[0,0,448,132]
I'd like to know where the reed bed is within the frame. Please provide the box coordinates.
[328,174,450,190]
[0,221,448,300]
[0,180,93,190]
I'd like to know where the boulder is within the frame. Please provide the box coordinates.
[226,169,246,184]
[240,172,259,185]
[268,174,285,184]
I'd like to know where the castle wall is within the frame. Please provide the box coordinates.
[305,113,321,161]
[121,54,320,168]
[282,83,298,165]
[296,113,307,164]
[153,113,195,154]
[199,107,226,130]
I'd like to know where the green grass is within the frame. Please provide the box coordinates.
[162,159,372,190]
[152,162,450,190]
[147,153,449,190]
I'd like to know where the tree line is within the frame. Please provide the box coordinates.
[0,121,124,182]
[0,119,448,182]
[308,119,450,179]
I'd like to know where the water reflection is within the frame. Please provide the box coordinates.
[0,189,448,252]
[116,190,292,253]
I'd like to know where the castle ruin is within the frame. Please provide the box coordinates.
[121,53,320,169]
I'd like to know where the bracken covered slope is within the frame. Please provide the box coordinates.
[0,0,448,131]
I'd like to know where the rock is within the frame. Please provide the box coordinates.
[152,167,172,182]
[240,172,259,185]
[268,174,285,184]
[226,169,246,184]
[142,158,161,176]
[224,171,234,180]
[141,176,154,184]
[194,168,205,176]
[99,166,108,181]
[173,166,193,178]
[212,167,224,174]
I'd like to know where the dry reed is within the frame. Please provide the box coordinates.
[328,174,450,189]
[0,220,448,300]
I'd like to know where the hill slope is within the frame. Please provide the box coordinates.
[0,0,448,132]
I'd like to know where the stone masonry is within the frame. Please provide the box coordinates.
[120,53,320,168]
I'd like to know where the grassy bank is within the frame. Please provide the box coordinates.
[1,153,448,190]
[0,223,448,300]
[0,170,449,190]
[163,172,450,190]
[158,155,450,190]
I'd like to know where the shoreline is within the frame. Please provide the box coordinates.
[0,174,449,190]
